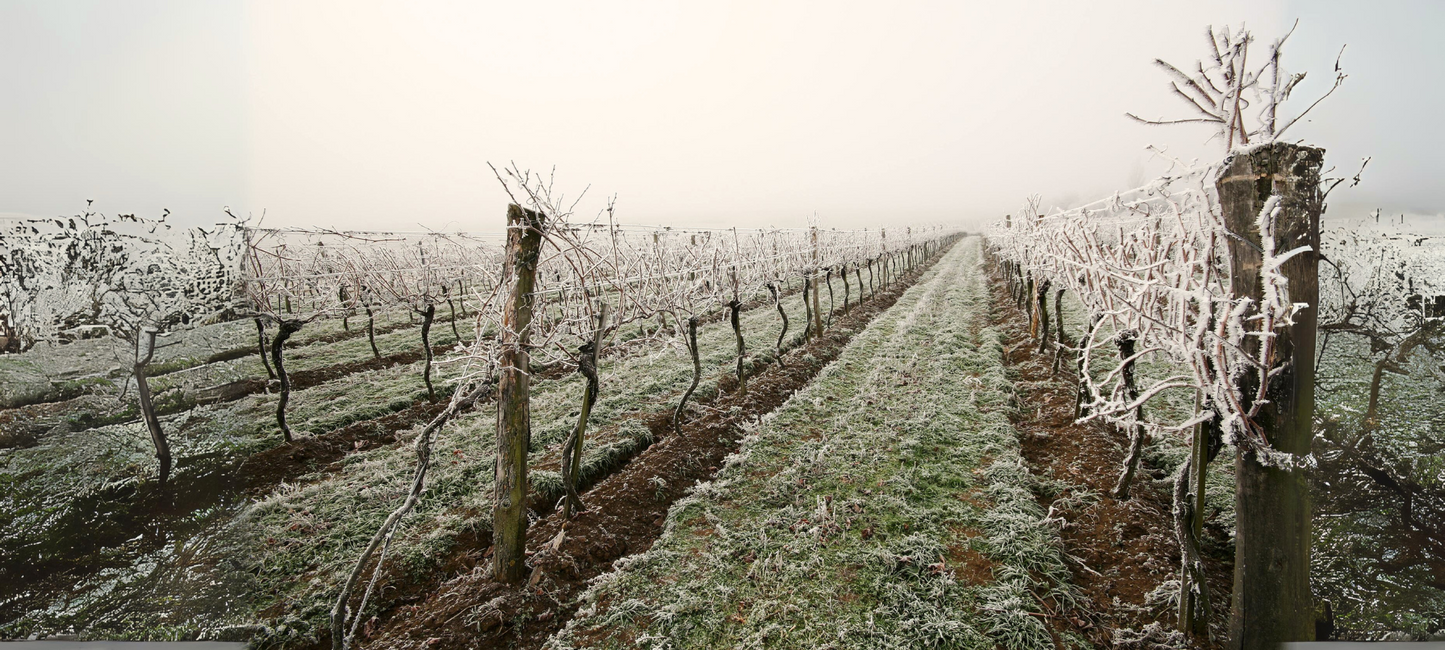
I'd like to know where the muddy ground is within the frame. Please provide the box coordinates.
[986,269,1234,648]
[328,253,951,650]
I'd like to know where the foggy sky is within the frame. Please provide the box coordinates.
[2,1,1441,235]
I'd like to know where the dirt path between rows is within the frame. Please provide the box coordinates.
[985,268,1234,648]
[337,246,957,650]
[2,284,823,629]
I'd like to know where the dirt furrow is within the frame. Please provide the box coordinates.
[985,266,1234,648]
[344,246,956,650]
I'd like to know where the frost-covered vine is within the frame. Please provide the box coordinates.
[990,162,1311,467]
[0,203,245,483]
[0,205,243,352]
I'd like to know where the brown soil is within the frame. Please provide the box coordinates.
[0,398,473,624]
[337,251,952,650]
[236,355,586,496]
[0,397,98,448]
[239,399,452,494]
[1,343,565,628]
[985,269,1233,648]
[1,310,589,625]
[945,539,996,587]
[196,347,432,407]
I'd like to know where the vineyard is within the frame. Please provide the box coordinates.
[3,22,1444,650]
[0,186,964,647]
[4,173,1441,648]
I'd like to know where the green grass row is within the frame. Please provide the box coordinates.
[232,282,825,648]
[549,238,1085,650]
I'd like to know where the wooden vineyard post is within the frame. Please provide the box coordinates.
[905,228,911,274]
[1217,142,1323,648]
[493,203,546,584]
[1025,273,1036,332]
[812,271,822,337]
[1179,392,1221,638]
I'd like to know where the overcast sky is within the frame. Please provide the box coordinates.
[2,1,1441,234]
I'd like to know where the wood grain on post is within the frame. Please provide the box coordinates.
[1216,142,1323,649]
[493,204,546,584]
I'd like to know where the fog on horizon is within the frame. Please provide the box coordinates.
[2,0,1442,235]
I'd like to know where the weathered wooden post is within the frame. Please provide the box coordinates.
[339,286,351,331]
[493,203,546,584]
[1216,142,1323,648]
[1179,392,1222,637]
